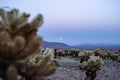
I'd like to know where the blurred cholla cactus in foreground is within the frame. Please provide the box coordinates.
[20,48,56,80]
[0,8,56,80]
[80,55,104,80]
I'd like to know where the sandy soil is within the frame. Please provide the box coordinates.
[46,57,120,80]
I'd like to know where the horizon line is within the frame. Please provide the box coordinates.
[43,41,120,46]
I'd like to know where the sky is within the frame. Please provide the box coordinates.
[0,0,120,45]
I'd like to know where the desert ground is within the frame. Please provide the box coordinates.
[46,57,120,80]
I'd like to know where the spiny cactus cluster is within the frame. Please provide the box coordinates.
[80,55,104,71]
[78,50,95,63]
[80,55,104,80]
[117,56,120,62]
[53,49,80,58]
[0,8,56,80]
[94,49,108,59]
[23,48,56,80]
[107,50,120,62]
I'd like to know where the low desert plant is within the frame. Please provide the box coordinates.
[78,50,95,63]
[0,8,56,80]
[94,49,108,59]
[117,56,120,62]
[80,55,104,80]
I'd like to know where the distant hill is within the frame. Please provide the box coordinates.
[72,43,120,50]
[42,41,72,49]
[42,41,120,50]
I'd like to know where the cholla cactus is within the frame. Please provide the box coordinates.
[94,49,108,59]
[0,8,56,80]
[111,53,119,61]
[57,49,65,57]
[0,8,43,60]
[69,49,80,57]
[78,50,95,63]
[80,55,104,80]
[18,48,56,80]
[107,50,120,61]
[117,56,120,62]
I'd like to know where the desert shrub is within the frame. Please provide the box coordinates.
[94,49,108,59]
[80,55,104,80]
[0,8,56,80]
[78,50,95,63]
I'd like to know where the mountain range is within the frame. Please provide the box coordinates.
[42,41,71,49]
[42,41,120,50]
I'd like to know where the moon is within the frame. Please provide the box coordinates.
[59,38,63,41]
